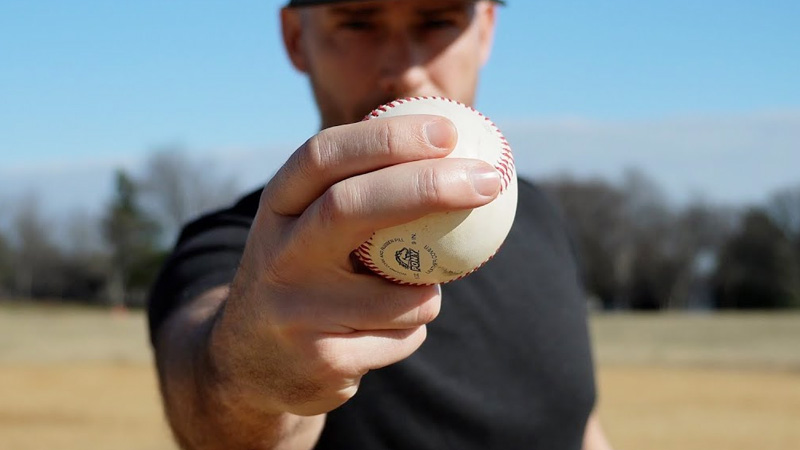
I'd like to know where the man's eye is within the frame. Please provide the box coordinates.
[419,19,457,30]
[340,20,375,31]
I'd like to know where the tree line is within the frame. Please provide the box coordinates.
[542,170,800,310]
[1,151,798,310]
[0,148,238,306]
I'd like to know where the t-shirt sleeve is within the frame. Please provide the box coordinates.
[146,189,262,346]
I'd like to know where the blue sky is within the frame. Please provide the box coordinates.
[1,0,799,217]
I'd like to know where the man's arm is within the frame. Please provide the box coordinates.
[151,115,501,449]
[155,286,324,450]
[582,410,614,450]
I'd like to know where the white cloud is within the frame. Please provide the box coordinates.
[503,109,800,205]
[1,110,798,224]
[0,146,292,223]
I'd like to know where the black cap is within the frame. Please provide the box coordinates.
[287,0,505,7]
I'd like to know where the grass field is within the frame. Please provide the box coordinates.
[1,303,799,450]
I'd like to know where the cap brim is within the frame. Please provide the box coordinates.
[287,0,505,8]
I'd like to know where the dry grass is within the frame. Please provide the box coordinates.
[590,312,800,370]
[597,366,800,450]
[0,304,173,450]
[1,303,799,450]
[0,363,173,450]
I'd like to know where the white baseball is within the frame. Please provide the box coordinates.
[355,96,518,285]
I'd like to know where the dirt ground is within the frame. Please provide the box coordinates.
[1,304,799,450]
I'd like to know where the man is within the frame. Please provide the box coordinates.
[148,0,614,448]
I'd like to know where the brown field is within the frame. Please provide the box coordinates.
[1,304,799,450]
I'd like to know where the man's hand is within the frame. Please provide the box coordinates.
[212,114,501,414]
[583,411,614,450]
[156,115,502,449]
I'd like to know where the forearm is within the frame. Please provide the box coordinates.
[154,286,324,450]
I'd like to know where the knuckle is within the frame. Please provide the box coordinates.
[316,187,346,228]
[317,183,359,228]
[259,239,303,288]
[415,166,444,206]
[378,119,400,157]
[331,385,360,405]
[296,133,333,178]
[402,326,428,353]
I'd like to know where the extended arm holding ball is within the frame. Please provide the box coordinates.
[153,115,502,450]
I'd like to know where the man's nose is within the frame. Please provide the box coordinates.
[377,31,429,97]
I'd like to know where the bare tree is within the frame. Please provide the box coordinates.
[715,209,800,308]
[55,210,110,302]
[666,200,738,308]
[58,209,105,258]
[10,194,61,298]
[0,196,12,296]
[545,169,740,310]
[542,175,627,309]
[140,147,239,240]
[0,229,11,297]
[767,184,800,240]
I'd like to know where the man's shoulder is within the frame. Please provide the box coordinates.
[515,176,569,228]
[501,176,580,275]
[174,187,264,245]
[147,187,264,345]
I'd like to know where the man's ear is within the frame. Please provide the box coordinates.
[477,3,497,67]
[281,8,308,73]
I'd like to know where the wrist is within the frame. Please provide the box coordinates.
[156,286,323,450]
[203,300,273,415]
[203,306,325,449]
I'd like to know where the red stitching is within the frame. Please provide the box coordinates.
[355,240,504,286]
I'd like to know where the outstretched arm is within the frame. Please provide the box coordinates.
[151,115,501,449]
[155,286,324,450]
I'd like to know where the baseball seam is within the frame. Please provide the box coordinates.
[355,96,516,286]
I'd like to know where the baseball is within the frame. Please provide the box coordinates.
[355,96,518,285]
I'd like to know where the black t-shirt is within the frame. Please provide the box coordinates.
[148,178,596,450]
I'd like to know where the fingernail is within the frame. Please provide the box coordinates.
[470,166,501,197]
[425,119,456,149]
[435,284,442,297]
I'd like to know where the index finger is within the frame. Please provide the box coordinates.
[264,115,457,216]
